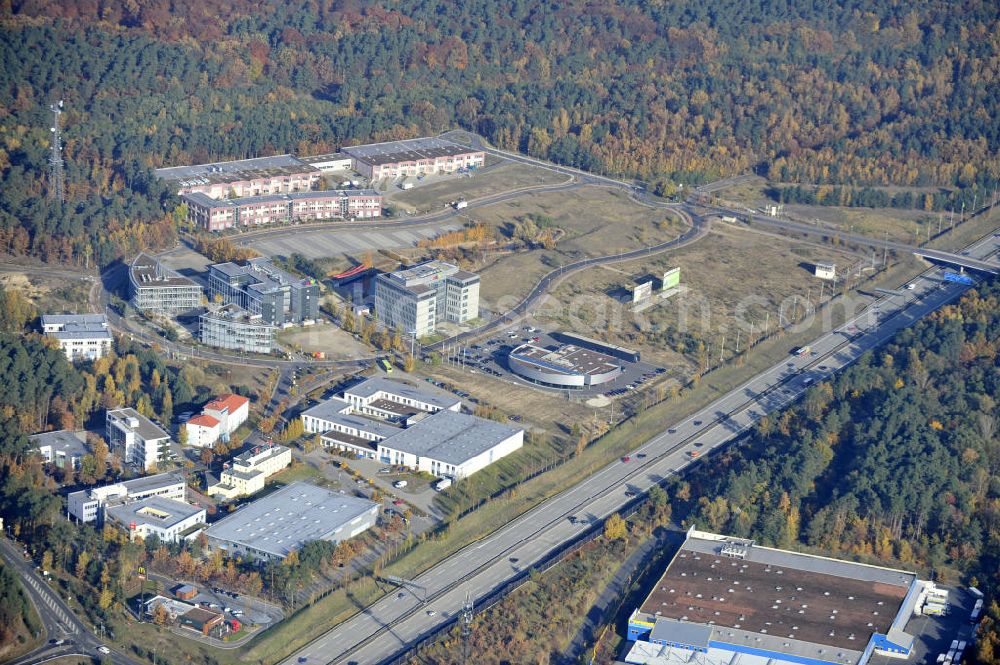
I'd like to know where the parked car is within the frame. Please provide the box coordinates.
[393,480,408,489]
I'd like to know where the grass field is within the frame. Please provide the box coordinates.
[277,323,370,359]
[542,222,863,371]
[466,186,686,310]
[783,204,939,245]
[0,271,93,314]
[469,186,683,258]
[387,160,568,213]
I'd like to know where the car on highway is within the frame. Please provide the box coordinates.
[693,420,702,426]
[694,442,705,447]
[97,646,111,655]
[624,490,637,497]
[689,450,701,458]
[427,610,437,616]
[636,453,647,458]
[621,455,631,462]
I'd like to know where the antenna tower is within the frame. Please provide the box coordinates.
[460,591,474,665]
[48,100,65,203]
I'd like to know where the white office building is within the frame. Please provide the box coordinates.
[374,260,479,337]
[106,496,206,543]
[375,409,523,479]
[67,472,186,524]
[106,408,171,471]
[30,430,89,470]
[40,314,113,361]
[300,378,521,476]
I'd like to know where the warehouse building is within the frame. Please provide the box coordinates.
[106,408,171,471]
[182,189,382,232]
[374,260,480,337]
[30,430,89,470]
[208,258,319,326]
[205,481,378,562]
[508,342,623,388]
[155,154,322,199]
[40,314,114,361]
[129,253,203,315]
[342,137,485,180]
[206,442,291,499]
[199,304,277,354]
[375,409,523,479]
[106,496,206,543]
[624,528,921,665]
[67,472,186,523]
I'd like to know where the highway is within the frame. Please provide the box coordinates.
[282,228,999,665]
[0,535,142,665]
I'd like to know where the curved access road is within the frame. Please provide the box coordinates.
[424,206,705,352]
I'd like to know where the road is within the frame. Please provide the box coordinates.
[698,201,997,274]
[423,205,703,352]
[282,228,999,665]
[0,536,142,665]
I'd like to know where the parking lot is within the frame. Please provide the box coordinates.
[435,328,664,398]
[869,586,978,665]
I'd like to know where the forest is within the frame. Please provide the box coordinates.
[675,277,1000,662]
[1,0,998,266]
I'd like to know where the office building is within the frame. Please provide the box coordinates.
[374,260,479,337]
[184,393,250,448]
[206,443,291,499]
[67,472,186,524]
[128,253,203,314]
[40,314,113,361]
[106,496,206,543]
[300,378,521,476]
[342,137,485,180]
[155,154,322,199]
[624,528,921,665]
[182,189,382,232]
[199,304,277,354]
[106,408,171,471]
[208,258,319,326]
[375,409,522,479]
[205,481,378,562]
[30,430,88,470]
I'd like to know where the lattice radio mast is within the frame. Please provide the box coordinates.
[460,591,474,665]
[49,100,65,203]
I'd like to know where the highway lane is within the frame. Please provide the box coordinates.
[0,536,143,665]
[283,229,999,665]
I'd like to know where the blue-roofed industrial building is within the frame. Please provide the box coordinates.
[624,528,923,665]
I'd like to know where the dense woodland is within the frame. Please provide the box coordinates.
[1,1,998,266]
[677,278,1000,663]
